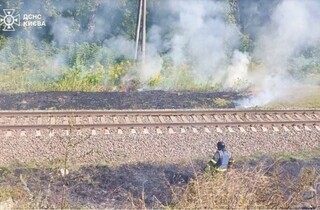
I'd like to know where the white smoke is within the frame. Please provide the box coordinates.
[240,0,320,106]
[116,0,248,84]
[103,36,134,59]
[1,0,320,101]
[50,17,79,46]
[225,50,250,88]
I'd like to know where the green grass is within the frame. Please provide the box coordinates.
[213,98,232,107]
[272,147,320,161]
[237,147,320,163]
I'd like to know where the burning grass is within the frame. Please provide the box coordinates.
[264,85,320,108]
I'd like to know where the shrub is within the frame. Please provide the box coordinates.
[213,98,231,107]
[107,60,133,87]
[56,62,105,91]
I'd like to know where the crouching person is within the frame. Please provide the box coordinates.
[205,141,234,173]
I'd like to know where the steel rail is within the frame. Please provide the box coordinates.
[0,109,319,117]
[0,120,319,130]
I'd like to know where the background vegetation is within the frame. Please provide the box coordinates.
[0,0,319,93]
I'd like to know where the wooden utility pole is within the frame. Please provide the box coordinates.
[134,0,143,60]
[134,0,147,63]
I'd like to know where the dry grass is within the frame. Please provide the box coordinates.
[265,85,320,108]
[171,161,319,209]
[1,155,319,209]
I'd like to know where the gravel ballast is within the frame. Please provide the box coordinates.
[1,129,320,166]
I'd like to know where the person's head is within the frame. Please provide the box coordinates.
[217,141,225,150]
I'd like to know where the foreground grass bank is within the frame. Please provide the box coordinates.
[0,149,319,209]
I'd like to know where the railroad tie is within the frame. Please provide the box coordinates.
[272,126,279,132]
[37,117,42,125]
[224,114,231,122]
[227,127,234,133]
[76,128,81,135]
[104,128,110,135]
[303,114,312,120]
[49,130,54,137]
[216,127,223,133]
[24,116,28,124]
[64,129,70,136]
[276,114,284,120]
[156,128,162,134]
[235,115,243,121]
[125,116,130,123]
[143,128,149,134]
[304,125,311,131]
[181,116,189,123]
[192,127,198,133]
[50,117,55,125]
[239,126,246,132]
[168,127,174,134]
[63,116,68,125]
[282,126,290,132]
[180,127,186,133]
[10,117,16,125]
[136,116,143,123]
[131,128,137,134]
[20,130,27,137]
[36,130,41,137]
[285,114,294,121]
[266,114,274,121]
[91,128,97,135]
[192,115,200,122]
[261,126,268,132]
[245,114,252,121]
[202,115,211,122]
[250,126,257,132]
[255,115,263,121]
[118,128,123,135]
[295,114,304,120]
[100,116,106,123]
[148,116,155,123]
[293,125,301,131]
[204,127,211,133]
[113,116,119,124]
[159,116,166,123]
[76,116,81,124]
[315,125,320,131]
[213,115,221,122]
[5,130,12,137]
[170,115,178,123]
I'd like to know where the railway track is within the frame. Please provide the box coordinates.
[0,109,320,136]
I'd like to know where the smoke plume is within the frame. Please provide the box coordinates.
[239,0,320,106]
[1,0,320,107]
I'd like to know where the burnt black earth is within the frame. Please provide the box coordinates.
[1,158,319,209]
[0,90,244,110]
